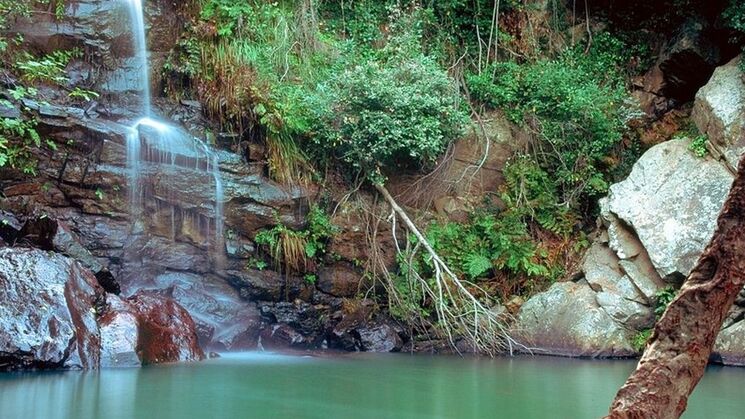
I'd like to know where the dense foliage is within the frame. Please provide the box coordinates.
[0,1,68,174]
[467,33,637,209]
[723,0,745,71]
[311,55,465,179]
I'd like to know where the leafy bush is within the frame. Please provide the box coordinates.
[654,286,677,318]
[311,54,466,179]
[467,33,635,209]
[0,109,42,173]
[723,1,745,72]
[424,211,549,281]
[723,0,745,34]
[15,48,81,85]
[501,157,576,236]
[632,329,652,352]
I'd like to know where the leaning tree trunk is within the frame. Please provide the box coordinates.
[606,155,745,419]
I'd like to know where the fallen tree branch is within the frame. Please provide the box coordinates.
[374,182,521,356]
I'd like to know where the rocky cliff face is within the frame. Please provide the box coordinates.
[516,55,745,365]
[0,0,407,370]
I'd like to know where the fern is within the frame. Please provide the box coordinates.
[465,254,492,279]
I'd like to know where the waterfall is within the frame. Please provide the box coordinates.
[124,0,225,268]
[127,0,151,115]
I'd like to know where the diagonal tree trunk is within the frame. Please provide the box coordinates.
[606,155,745,419]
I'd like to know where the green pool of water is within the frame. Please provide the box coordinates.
[1,353,743,418]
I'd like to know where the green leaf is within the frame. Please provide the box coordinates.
[464,254,492,279]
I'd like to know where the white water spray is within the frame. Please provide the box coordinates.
[127,0,151,115]
[124,0,226,267]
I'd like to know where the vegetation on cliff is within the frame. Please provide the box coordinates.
[4,0,745,357]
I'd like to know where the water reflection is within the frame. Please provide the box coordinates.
[1,354,743,419]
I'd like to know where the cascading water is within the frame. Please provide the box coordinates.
[127,0,151,115]
[124,0,225,267]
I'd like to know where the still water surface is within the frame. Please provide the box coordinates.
[1,353,744,419]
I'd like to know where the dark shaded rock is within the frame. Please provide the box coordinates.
[259,301,326,345]
[0,211,22,244]
[127,293,205,364]
[0,248,104,371]
[317,264,367,298]
[226,269,314,303]
[329,311,404,353]
[227,269,284,301]
[259,324,307,349]
[95,269,121,294]
[634,18,724,116]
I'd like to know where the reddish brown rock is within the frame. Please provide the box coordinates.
[128,293,205,364]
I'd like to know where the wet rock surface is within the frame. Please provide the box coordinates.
[99,295,141,368]
[138,272,262,350]
[0,248,205,370]
[127,293,205,364]
[0,248,103,371]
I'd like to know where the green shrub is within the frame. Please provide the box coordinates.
[632,329,652,352]
[467,33,635,209]
[501,157,576,236]
[311,54,466,179]
[421,210,549,283]
[654,286,677,318]
[15,48,80,85]
[723,0,745,72]
[0,110,42,173]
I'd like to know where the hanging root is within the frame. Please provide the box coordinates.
[374,183,523,356]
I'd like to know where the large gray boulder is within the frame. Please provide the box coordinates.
[713,321,745,366]
[515,281,636,357]
[692,55,745,170]
[0,248,103,370]
[605,139,733,279]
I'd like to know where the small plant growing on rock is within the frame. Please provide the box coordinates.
[254,206,338,275]
[632,329,653,352]
[688,135,709,158]
[655,286,678,318]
